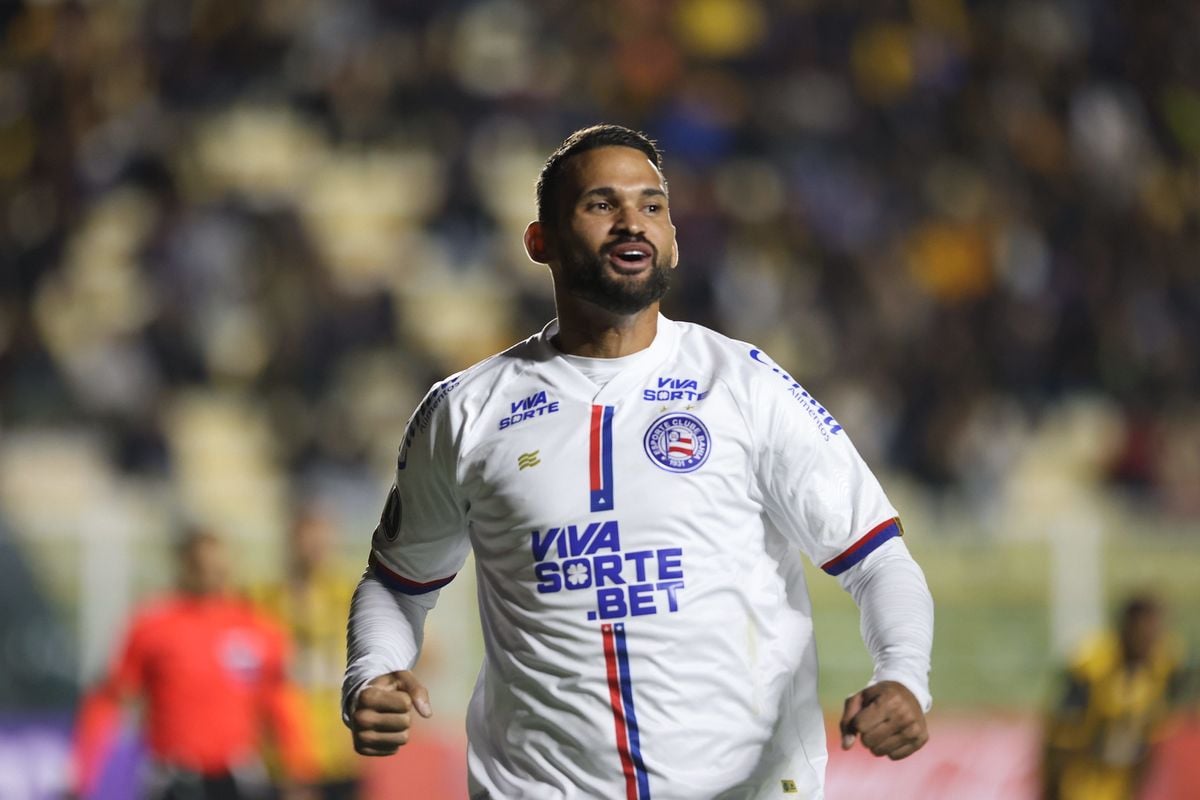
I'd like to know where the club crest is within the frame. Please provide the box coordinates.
[643,413,711,473]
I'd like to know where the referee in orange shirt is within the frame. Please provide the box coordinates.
[73,529,319,800]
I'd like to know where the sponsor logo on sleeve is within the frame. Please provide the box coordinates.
[643,413,711,473]
[748,348,843,440]
[398,376,462,469]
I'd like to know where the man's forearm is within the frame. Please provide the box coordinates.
[343,571,434,722]
[838,537,934,711]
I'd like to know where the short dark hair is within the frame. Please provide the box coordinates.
[536,124,664,224]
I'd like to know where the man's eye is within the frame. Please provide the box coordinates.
[589,202,611,211]
[645,204,661,213]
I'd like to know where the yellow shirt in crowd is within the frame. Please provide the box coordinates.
[1045,631,1182,800]
[255,568,360,783]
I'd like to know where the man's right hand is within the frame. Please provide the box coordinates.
[350,670,432,756]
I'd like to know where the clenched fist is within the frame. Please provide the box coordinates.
[350,670,432,756]
[839,681,929,760]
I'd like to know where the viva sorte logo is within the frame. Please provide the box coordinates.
[499,389,560,430]
[530,520,686,621]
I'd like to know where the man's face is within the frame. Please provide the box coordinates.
[547,146,678,314]
[1122,608,1162,664]
[292,510,333,574]
[181,534,230,596]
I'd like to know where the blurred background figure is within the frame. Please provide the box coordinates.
[254,505,361,800]
[1042,593,1184,800]
[72,529,318,800]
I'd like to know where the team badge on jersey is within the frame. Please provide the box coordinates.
[643,412,711,473]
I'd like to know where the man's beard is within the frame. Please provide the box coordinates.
[558,242,673,314]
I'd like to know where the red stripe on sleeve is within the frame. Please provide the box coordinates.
[369,552,455,594]
[821,518,901,575]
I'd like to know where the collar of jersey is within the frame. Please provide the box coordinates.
[534,313,680,404]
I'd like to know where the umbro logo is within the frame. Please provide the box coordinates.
[518,451,541,470]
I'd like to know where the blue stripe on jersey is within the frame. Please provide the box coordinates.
[614,623,651,799]
[820,518,901,576]
[369,552,456,595]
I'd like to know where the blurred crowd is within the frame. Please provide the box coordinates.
[1,0,1198,513]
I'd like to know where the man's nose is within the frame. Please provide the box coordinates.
[613,204,644,234]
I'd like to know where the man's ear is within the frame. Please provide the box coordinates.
[524,221,550,264]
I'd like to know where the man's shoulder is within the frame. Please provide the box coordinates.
[669,319,781,387]
[670,322,843,441]
[123,595,202,640]
[137,593,198,621]
[430,331,546,401]
[124,598,175,633]
[1069,632,1122,681]
[405,331,550,446]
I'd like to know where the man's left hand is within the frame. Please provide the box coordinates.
[839,681,929,760]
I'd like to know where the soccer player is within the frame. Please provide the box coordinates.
[344,125,934,799]
[74,529,318,800]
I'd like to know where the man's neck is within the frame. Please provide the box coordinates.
[552,297,660,358]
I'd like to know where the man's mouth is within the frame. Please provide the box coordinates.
[606,241,654,272]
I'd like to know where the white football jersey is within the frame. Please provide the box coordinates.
[370,316,902,800]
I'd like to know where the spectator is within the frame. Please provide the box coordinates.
[1042,593,1185,800]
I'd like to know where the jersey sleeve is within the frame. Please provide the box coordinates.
[746,348,900,573]
[368,377,471,595]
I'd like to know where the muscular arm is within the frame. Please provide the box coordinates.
[836,537,934,759]
[838,536,934,712]
[342,571,435,722]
